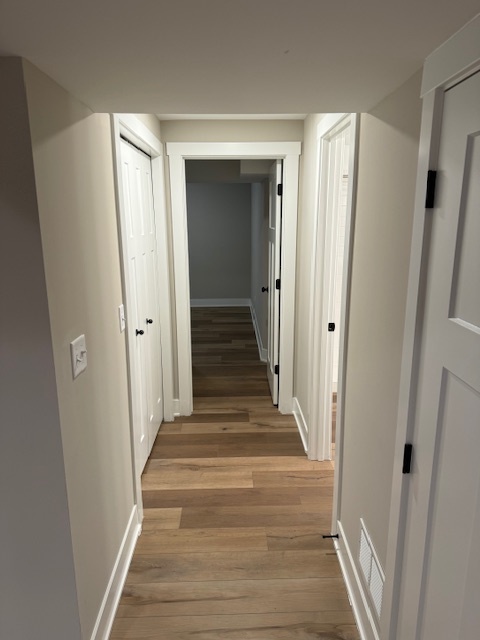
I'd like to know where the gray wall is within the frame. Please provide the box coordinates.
[339,71,422,568]
[0,58,81,640]
[187,183,252,300]
[250,182,269,350]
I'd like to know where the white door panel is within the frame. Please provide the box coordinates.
[397,70,480,639]
[267,160,282,405]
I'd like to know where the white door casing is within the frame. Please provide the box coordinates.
[266,160,282,405]
[167,142,301,416]
[395,69,480,640]
[382,15,480,639]
[111,114,174,521]
[309,114,359,467]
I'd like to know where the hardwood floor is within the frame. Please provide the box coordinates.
[110,307,358,640]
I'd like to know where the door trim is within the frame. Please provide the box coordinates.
[308,114,359,465]
[166,141,301,415]
[111,114,174,520]
[381,15,480,639]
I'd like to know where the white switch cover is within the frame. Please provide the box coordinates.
[70,334,87,379]
[118,304,126,332]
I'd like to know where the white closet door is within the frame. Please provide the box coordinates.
[120,139,163,471]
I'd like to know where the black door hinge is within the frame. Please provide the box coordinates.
[276,278,281,290]
[402,444,413,474]
[328,322,335,332]
[277,183,283,197]
[274,364,279,375]
[425,170,437,209]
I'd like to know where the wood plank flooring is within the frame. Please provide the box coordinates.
[110,307,358,640]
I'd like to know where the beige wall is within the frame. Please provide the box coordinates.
[160,119,304,142]
[0,57,81,640]
[339,71,422,569]
[23,61,135,639]
[293,113,324,423]
[132,112,162,139]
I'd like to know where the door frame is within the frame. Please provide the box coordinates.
[381,16,480,639]
[166,141,301,416]
[308,113,359,464]
[111,114,174,520]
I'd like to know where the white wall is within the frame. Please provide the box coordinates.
[250,182,269,352]
[22,61,138,639]
[0,57,81,640]
[187,183,252,300]
[161,119,304,142]
[340,70,422,567]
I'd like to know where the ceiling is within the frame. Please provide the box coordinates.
[1,0,479,115]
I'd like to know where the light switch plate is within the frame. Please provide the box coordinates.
[70,334,87,379]
[118,304,126,332]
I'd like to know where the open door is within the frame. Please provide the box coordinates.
[267,160,282,405]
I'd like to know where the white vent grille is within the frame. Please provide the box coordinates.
[369,557,384,618]
[359,519,385,620]
[359,528,372,583]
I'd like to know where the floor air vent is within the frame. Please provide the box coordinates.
[359,519,385,619]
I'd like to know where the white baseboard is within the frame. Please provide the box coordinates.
[334,521,379,640]
[172,398,180,417]
[292,397,308,452]
[190,298,251,307]
[163,397,175,422]
[90,506,141,640]
[249,303,267,362]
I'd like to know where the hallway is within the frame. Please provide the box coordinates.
[110,307,358,639]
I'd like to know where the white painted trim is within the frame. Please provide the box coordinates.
[166,141,301,417]
[250,302,267,362]
[308,113,358,463]
[277,153,300,415]
[335,521,378,640]
[168,153,194,416]
[190,298,251,307]
[111,114,175,517]
[89,507,140,640]
[381,88,443,640]
[172,398,180,417]
[331,114,360,530]
[167,141,301,158]
[152,155,175,422]
[383,20,480,639]
[118,115,162,156]
[421,13,480,96]
[292,397,308,452]
[316,113,348,139]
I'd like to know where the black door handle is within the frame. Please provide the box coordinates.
[146,318,153,324]
[136,329,144,336]
[262,286,269,293]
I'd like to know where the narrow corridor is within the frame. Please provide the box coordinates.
[110,307,358,639]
